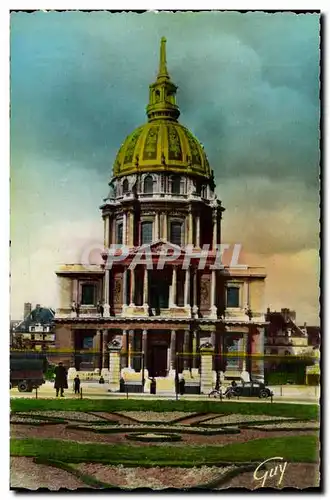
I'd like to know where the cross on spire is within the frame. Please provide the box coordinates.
[158,36,169,78]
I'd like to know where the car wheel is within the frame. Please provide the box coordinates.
[18,381,29,392]
[259,389,268,398]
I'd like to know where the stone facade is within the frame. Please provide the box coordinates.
[54,38,267,393]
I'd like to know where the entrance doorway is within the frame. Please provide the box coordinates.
[149,271,170,312]
[148,344,168,377]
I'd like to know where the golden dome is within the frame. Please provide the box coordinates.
[112,38,212,180]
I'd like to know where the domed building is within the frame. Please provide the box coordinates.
[54,38,267,393]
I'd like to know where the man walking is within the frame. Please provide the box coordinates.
[54,362,68,397]
[73,374,81,395]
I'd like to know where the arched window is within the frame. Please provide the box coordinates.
[170,221,183,246]
[123,179,129,194]
[171,176,181,194]
[201,184,207,198]
[141,221,153,244]
[144,175,154,194]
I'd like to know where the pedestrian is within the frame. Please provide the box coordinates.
[73,374,81,394]
[76,303,80,318]
[54,362,68,397]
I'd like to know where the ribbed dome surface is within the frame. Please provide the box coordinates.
[113,120,211,179]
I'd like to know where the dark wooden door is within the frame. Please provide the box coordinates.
[149,345,168,377]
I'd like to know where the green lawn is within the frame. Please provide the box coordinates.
[10,398,319,420]
[10,435,319,466]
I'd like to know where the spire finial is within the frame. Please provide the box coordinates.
[158,36,169,78]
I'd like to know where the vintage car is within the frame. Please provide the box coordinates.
[10,353,48,392]
[226,381,272,399]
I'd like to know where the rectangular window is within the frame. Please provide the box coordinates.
[226,286,240,308]
[170,221,183,246]
[117,222,123,245]
[81,284,95,305]
[141,221,153,244]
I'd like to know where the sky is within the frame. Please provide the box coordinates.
[10,10,320,324]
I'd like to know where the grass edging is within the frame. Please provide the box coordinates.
[11,435,319,465]
[10,399,319,420]
[33,458,114,489]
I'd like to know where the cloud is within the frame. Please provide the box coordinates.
[10,11,320,323]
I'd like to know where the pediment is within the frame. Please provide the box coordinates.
[139,239,183,255]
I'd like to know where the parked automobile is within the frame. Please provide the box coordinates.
[10,353,48,392]
[226,380,272,399]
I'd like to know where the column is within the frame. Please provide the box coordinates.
[210,269,217,317]
[163,212,168,240]
[188,210,193,245]
[109,344,121,391]
[142,329,148,376]
[123,211,127,245]
[170,266,177,307]
[129,210,134,247]
[155,212,159,241]
[122,330,128,369]
[192,268,198,318]
[103,268,111,317]
[143,266,149,310]
[200,344,214,394]
[196,214,200,247]
[104,215,109,248]
[170,330,176,372]
[128,329,134,369]
[184,268,191,308]
[212,211,217,249]
[109,215,113,246]
[102,330,109,372]
[129,268,135,307]
[241,333,248,372]
[243,281,249,310]
[183,330,190,370]
[122,267,128,313]
[93,330,102,372]
[251,327,264,381]
[192,330,198,372]
[67,331,76,379]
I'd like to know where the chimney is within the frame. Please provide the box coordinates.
[23,302,32,319]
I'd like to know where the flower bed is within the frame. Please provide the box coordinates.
[13,411,106,423]
[66,422,241,436]
[10,415,66,425]
[201,414,296,426]
[115,412,197,423]
[244,421,320,431]
[126,432,182,443]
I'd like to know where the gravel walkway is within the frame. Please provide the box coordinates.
[10,457,88,490]
[220,463,320,489]
[202,414,295,425]
[74,463,236,489]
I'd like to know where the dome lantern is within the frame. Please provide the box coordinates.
[146,37,180,122]
[112,38,212,180]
